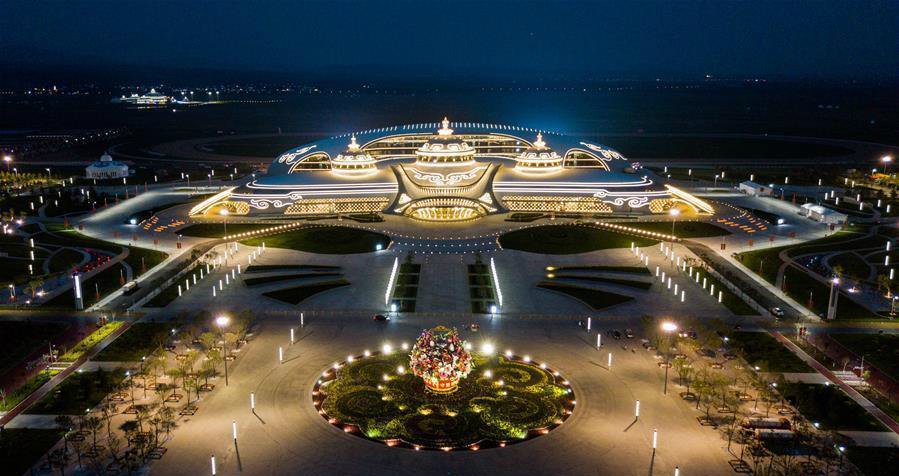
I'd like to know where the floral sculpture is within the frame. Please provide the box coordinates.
[410,326,472,393]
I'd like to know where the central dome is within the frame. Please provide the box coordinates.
[414,118,476,165]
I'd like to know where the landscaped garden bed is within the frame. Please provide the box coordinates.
[243,272,341,287]
[627,221,731,238]
[727,332,811,373]
[94,322,173,361]
[315,349,574,450]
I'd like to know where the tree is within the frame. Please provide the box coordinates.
[674,357,694,394]
[199,332,217,351]
[27,277,44,298]
[54,415,74,454]
[86,415,103,451]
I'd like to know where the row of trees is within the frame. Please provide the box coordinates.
[46,311,257,475]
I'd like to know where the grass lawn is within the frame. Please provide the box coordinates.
[549,274,652,290]
[47,248,86,273]
[94,323,172,361]
[692,268,759,315]
[124,246,168,278]
[177,223,274,238]
[782,266,880,319]
[262,280,350,305]
[828,252,871,281]
[142,280,182,308]
[245,264,340,273]
[0,321,68,376]
[242,226,390,254]
[735,245,789,284]
[628,221,731,238]
[0,428,66,476]
[830,334,899,381]
[537,282,633,310]
[846,447,899,476]
[57,322,123,362]
[43,263,127,309]
[25,368,124,415]
[500,225,657,254]
[243,272,341,287]
[550,265,650,275]
[780,383,885,431]
[727,332,811,373]
[0,257,38,284]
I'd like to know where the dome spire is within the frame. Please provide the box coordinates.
[533,132,547,149]
[347,134,360,151]
[437,117,453,136]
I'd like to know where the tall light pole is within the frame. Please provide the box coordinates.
[216,315,230,385]
[3,155,11,172]
[883,155,893,176]
[45,167,51,181]
[669,208,680,237]
[826,277,840,320]
[219,209,229,237]
[661,321,678,394]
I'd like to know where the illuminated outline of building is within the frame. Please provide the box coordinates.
[191,118,712,221]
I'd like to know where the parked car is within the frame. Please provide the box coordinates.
[612,330,622,340]
[372,314,389,322]
[698,348,717,358]
[770,307,785,318]
[624,329,635,338]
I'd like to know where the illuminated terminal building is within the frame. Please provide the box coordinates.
[192,118,712,221]
[112,88,172,105]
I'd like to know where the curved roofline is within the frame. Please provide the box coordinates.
[268,121,628,176]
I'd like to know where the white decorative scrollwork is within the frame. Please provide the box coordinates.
[277,145,317,164]
[407,166,487,186]
[580,142,625,160]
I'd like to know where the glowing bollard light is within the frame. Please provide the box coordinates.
[673,284,678,295]
[212,287,216,297]
[702,277,707,289]
[656,266,660,277]
[695,273,700,283]
[232,420,237,440]
[635,400,640,419]
[718,291,723,303]
[232,269,236,279]
[237,264,241,274]
[225,274,230,285]
[219,280,223,291]
[674,467,679,476]
[710,284,715,296]
[667,278,671,289]
[290,328,295,344]
[279,346,283,364]
[891,268,895,280]
[661,271,666,282]
[586,317,592,332]
[201,268,205,279]
[886,255,890,266]
[645,256,649,266]
[178,285,182,297]
[681,290,685,302]
[193,274,197,285]
[608,352,612,369]
[211,454,216,476]
[300,312,305,327]
[596,334,601,349]
[652,429,658,449]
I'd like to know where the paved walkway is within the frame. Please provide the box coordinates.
[0,321,133,427]
[772,331,899,434]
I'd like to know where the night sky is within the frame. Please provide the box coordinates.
[3,0,898,80]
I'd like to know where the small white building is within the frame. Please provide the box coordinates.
[739,181,773,196]
[799,203,847,224]
[86,153,129,179]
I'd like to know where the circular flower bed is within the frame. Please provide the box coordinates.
[313,349,575,450]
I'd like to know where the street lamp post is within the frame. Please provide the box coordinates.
[883,155,893,176]
[216,315,230,385]
[669,208,680,237]
[826,277,840,320]
[219,209,229,236]
[661,322,678,394]
[3,155,11,172]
